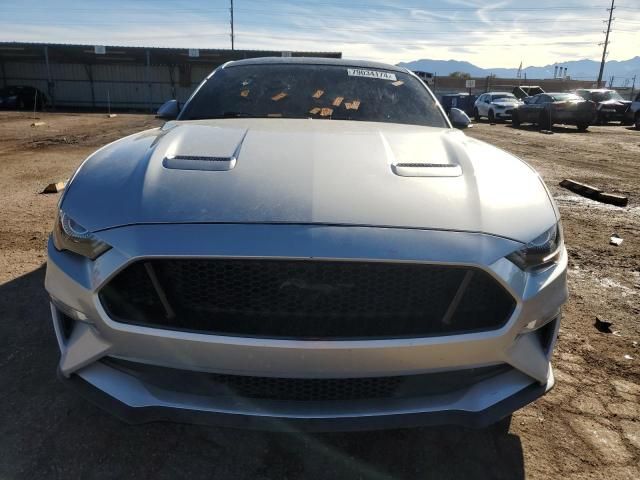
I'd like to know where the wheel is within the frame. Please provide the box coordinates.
[474,108,480,122]
[538,110,551,130]
[488,110,495,123]
[511,111,520,128]
[576,122,589,131]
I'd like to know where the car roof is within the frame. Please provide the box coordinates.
[486,92,514,95]
[223,56,408,73]
[577,89,613,93]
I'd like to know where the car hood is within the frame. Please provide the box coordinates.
[598,99,631,107]
[491,100,520,107]
[63,119,557,243]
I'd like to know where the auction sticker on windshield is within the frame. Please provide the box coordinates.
[347,68,397,81]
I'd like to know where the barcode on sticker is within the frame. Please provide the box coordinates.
[309,107,321,114]
[332,96,344,107]
[312,89,324,98]
[240,89,250,97]
[320,108,333,117]
[347,68,397,81]
[271,92,288,101]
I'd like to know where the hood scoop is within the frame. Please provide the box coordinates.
[163,155,237,171]
[380,130,463,178]
[159,125,247,172]
[391,163,462,177]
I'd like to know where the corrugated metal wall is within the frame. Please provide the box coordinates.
[2,60,208,110]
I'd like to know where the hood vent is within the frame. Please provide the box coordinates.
[391,163,462,178]
[163,155,237,171]
[161,128,247,172]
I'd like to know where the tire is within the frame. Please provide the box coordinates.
[474,108,480,122]
[488,110,495,123]
[539,110,551,130]
[511,111,520,128]
[576,122,589,131]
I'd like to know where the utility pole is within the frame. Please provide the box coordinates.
[597,0,615,87]
[230,0,235,50]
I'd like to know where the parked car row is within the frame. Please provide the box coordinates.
[470,88,639,131]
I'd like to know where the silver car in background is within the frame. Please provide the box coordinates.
[46,58,567,431]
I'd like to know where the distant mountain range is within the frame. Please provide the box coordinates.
[398,57,640,85]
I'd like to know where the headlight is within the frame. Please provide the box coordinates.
[507,223,563,272]
[52,210,111,259]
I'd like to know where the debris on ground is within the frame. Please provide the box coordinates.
[540,130,553,135]
[31,121,46,127]
[41,181,67,194]
[594,317,613,333]
[610,234,624,246]
[559,179,629,207]
[624,354,634,360]
[107,114,118,118]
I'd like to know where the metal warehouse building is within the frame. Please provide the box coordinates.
[0,42,342,111]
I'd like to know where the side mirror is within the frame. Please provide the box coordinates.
[449,108,471,129]
[523,97,532,104]
[156,99,180,120]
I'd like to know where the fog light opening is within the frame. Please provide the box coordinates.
[59,312,76,340]
[51,297,91,323]
[519,315,560,356]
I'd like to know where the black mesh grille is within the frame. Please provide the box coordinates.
[99,259,515,339]
[104,357,512,402]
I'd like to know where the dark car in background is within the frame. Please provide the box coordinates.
[575,89,631,124]
[512,92,595,131]
[0,85,48,110]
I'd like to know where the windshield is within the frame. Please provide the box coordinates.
[591,91,624,102]
[551,93,582,101]
[491,94,516,102]
[179,64,448,128]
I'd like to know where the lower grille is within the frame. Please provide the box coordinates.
[104,357,512,402]
[99,259,515,339]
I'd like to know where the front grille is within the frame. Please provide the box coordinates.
[104,357,512,402]
[99,259,515,339]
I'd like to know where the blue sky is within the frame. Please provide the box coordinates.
[1,0,638,68]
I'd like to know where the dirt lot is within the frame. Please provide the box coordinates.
[0,112,638,479]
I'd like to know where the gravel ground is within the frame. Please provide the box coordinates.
[0,112,638,479]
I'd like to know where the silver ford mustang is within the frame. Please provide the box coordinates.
[45,57,568,431]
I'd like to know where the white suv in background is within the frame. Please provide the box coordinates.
[625,91,640,129]
[474,92,521,122]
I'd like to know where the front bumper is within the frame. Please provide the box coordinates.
[46,223,568,430]
[59,361,554,431]
[494,109,514,119]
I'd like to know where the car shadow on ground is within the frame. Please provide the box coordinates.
[507,123,590,134]
[0,266,525,480]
